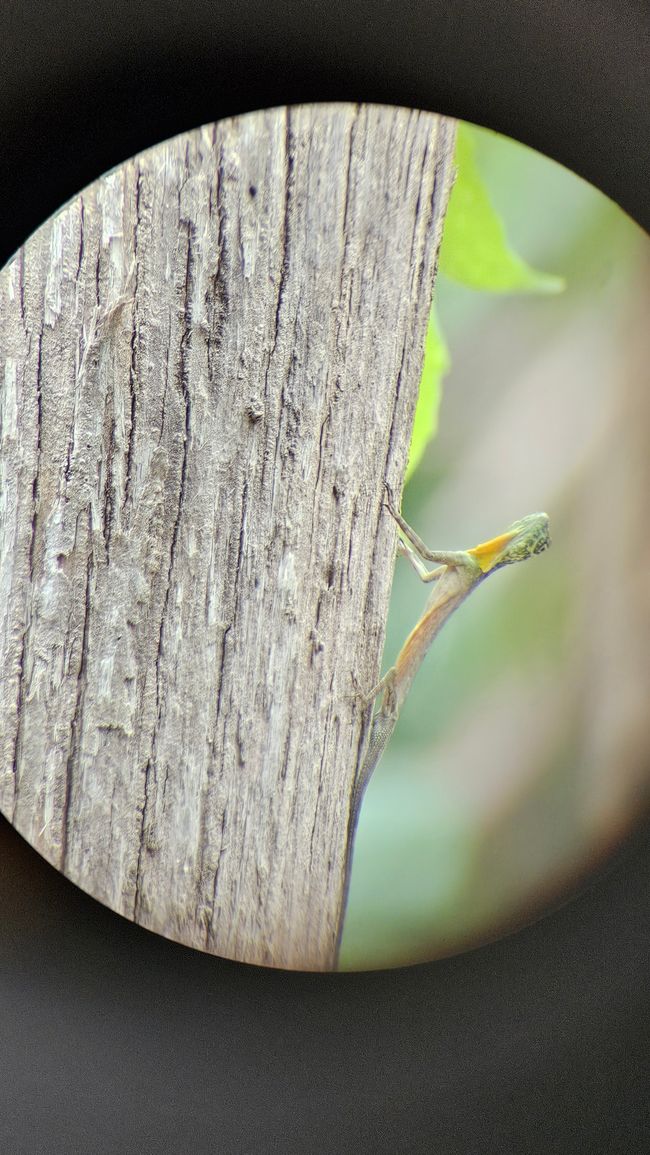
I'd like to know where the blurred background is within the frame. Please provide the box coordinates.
[339,123,650,970]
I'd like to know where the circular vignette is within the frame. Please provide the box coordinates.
[1,3,649,1152]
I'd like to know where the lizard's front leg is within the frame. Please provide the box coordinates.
[384,487,477,573]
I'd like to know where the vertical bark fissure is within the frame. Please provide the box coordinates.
[10,325,43,817]
[272,110,294,357]
[123,167,142,515]
[134,218,194,914]
[75,197,85,282]
[100,370,116,561]
[205,801,229,949]
[61,536,94,870]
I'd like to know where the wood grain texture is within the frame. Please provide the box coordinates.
[0,104,456,969]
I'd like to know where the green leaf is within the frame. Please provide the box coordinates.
[405,304,449,482]
[439,124,565,294]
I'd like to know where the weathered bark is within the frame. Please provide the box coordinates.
[0,104,455,969]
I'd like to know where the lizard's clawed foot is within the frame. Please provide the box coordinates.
[351,668,395,709]
[350,670,373,707]
[383,482,400,521]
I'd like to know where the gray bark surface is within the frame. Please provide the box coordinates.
[0,104,455,970]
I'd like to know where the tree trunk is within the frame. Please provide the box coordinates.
[0,104,456,970]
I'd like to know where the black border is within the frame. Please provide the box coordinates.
[2,0,649,267]
[1,1,649,1151]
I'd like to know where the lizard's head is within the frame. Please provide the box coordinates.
[467,512,551,573]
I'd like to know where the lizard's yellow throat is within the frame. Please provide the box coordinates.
[467,529,520,573]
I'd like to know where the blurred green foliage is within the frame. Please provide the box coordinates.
[406,122,564,481]
[339,120,646,971]
[439,124,565,295]
[405,305,448,481]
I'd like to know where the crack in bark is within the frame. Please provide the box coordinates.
[75,197,85,282]
[123,167,142,515]
[10,328,44,815]
[18,247,26,326]
[340,108,357,265]
[134,217,194,917]
[101,375,116,561]
[209,142,228,359]
[271,110,294,358]
[261,109,295,424]
[204,802,229,949]
[133,755,152,920]
[61,534,93,870]
[28,329,43,578]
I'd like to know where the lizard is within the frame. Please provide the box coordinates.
[348,492,551,841]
